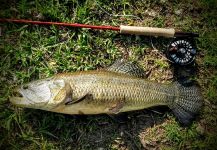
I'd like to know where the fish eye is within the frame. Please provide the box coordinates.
[23,85,29,89]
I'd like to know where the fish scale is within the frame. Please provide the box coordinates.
[60,71,175,113]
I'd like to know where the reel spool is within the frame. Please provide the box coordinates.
[167,38,196,65]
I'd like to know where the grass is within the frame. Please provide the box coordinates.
[0,0,217,149]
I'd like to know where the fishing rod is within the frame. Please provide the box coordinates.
[0,18,199,65]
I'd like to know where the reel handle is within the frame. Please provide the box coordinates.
[120,25,199,38]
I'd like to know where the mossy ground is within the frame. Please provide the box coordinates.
[0,0,217,149]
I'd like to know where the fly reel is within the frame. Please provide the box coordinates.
[167,38,196,65]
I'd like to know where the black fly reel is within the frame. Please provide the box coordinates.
[167,38,197,65]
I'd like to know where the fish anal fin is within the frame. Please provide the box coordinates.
[107,59,146,78]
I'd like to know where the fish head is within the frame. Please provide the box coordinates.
[10,77,70,110]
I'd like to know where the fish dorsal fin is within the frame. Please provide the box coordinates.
[107,59,146,78]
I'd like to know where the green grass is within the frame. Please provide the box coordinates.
[0,0,217,149]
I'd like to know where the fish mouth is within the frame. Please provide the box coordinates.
[9,89,28,106]
[9,88,48,108]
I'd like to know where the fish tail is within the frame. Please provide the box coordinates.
[169,83,203,125]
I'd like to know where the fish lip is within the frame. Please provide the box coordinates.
[9,96,37,108]
[9,96,25,106]
[9,88,31,107]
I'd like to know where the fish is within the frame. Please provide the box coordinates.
[9,60,203,125]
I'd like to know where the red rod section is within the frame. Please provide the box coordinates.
[0,18,120,31]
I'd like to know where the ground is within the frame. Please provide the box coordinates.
[0,0,217,149]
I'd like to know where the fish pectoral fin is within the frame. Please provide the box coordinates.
[65,97,73,105]
[107,59,146,78]
[65,93,92,105]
